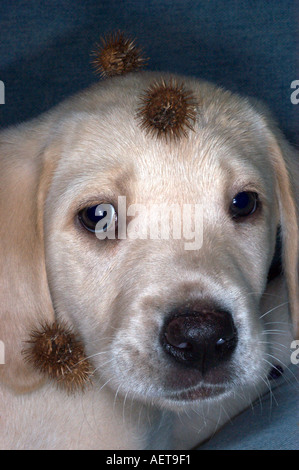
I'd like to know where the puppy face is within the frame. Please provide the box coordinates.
[42,73,291,406]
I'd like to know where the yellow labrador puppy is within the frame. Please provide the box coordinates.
[0,72,298,449]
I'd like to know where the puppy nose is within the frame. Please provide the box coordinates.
[161,308,237,373]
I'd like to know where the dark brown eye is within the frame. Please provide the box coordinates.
[78,204,117,234]
[230,192,259,219]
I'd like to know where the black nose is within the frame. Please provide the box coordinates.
[161,307,237,374]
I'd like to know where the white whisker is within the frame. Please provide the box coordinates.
[264,353,299,384]
[259,301,289,320]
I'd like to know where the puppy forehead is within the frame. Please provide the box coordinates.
[50,74,272,201]
[58,127,265,192]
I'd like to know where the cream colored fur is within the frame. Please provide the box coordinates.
[0,72,298,449]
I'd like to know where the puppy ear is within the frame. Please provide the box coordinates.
[0,125,56,393]
[264,123,299,339]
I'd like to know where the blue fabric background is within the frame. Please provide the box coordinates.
[200,365,298,450]
[0,0,298,450]
[0,0,298,144]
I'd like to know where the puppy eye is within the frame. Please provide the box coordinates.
[78,204,117,233]
[230,191,259,219]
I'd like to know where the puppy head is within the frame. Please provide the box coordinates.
[0,72,298,405]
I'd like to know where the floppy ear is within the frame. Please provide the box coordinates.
[264,123,299,339]
[0,124,56,393]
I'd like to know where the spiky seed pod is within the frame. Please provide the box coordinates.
[91,31,147,78]
[136,78,198,140]
[23,321,93,393]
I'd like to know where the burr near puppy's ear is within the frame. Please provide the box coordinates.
[23,321,93,393]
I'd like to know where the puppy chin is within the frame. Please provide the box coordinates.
[155,384,231,411]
